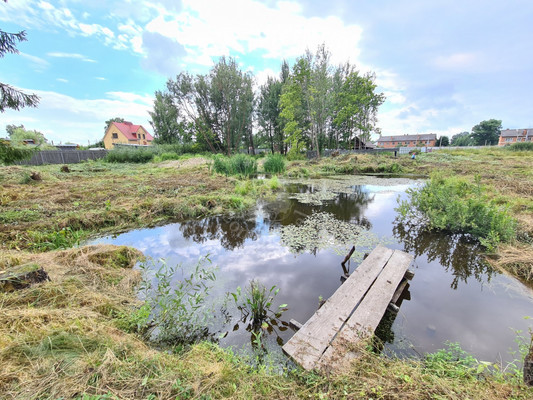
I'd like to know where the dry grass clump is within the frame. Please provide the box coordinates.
[489,243,533,282]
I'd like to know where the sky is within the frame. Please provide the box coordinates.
[1,0,532,145]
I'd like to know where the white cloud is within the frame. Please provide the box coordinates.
[56,78,69,83]
[95,77,107,80]
[19,52,50,71]
[144,0,363,67]
[0,88,154,144]
[47,52,97,62]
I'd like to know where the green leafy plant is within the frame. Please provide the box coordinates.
[137,256,217,345]
[263,154,286,174]
[27,227,86,251]
[396,173,517,250]
[424,342,478,379]
[230,280,287,327]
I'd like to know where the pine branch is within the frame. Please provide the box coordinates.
[0,83,40,112]
[0,29,27,57]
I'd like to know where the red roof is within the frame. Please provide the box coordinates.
[113,121,154,141]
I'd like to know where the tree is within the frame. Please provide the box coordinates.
[1,8,39,112]
[166,57,254,155]
[471,119,502,146]
[257,76,283,153]
[437,136,449,146]
[149,91,189,144]
[451,131,474,146]
[9,126,47,146]
[104,117,124,131]
[5,123,24,136]
[333,68,385,150]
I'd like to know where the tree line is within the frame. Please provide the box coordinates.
[450,119,502,146]
[149,45,386,158]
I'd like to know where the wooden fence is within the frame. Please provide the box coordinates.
[17,150,108,166]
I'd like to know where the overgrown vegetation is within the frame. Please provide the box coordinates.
[397,173,517,250]
[136,257,217,345]
[212,153,258,177]
[105,147,156,163]
[262,153,286,174]
[507,142,533,151]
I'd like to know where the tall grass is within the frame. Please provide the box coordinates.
[105,147,156,163]
[506,142,533,151]
[212,154,257,178]
[396,173,517,250]
[263,154,286,174]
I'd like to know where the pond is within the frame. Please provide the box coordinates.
[91,175,533,365]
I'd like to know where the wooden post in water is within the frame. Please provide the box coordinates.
[524,343,533,386]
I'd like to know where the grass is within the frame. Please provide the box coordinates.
[286,147,533,280]
[212,154,258,178]
[1,246,531,399]
[0,160,275,252]
[1,152,533,398]
[263,154,286,174]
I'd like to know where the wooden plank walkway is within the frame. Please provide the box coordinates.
[282,245,413,372]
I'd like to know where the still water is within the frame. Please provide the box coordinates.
[92,176,533,363]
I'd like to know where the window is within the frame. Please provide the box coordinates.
[112,133,118,139]
[505,138,513,142]
[143,134,146,139]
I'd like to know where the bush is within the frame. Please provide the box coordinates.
[137,257,217,345]
[396,173,517,250]
[506,142,533,151]
[263,154,286,174]
[105,147,155,163]
[212,154,257,178]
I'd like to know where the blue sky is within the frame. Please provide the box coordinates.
[1,0,532,145]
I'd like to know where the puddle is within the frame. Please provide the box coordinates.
[91,176,533,364]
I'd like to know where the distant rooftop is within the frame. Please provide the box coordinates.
[377,134,437,142]
[500,129,532,137]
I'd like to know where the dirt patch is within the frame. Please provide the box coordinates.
[159,156,210,169]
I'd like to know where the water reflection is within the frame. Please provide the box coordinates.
[264,183,374,230]
[91,177,533,364]
[179,213,259,251]
[393,222,495,290]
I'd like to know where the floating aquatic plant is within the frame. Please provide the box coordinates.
[280,212,385,262]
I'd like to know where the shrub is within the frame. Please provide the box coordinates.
[137,257,217,345]
[212,154,257,178]
[263,154,286,174]
[396,173,517,250]
[506,142,533,151]
[105,147,155,163]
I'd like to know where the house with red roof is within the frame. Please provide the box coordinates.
[103,121,154,149]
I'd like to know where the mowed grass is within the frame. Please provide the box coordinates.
[288,148,533,281]
[1,245,531,399]
[0,159,276,252]
[1,153,533,399]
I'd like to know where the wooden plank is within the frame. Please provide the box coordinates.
[289,319,303,331]
[282,245,394,370]
[317,250,413,372]
[391,278,409,304]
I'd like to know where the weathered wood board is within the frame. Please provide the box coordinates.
[282,245,413,372]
